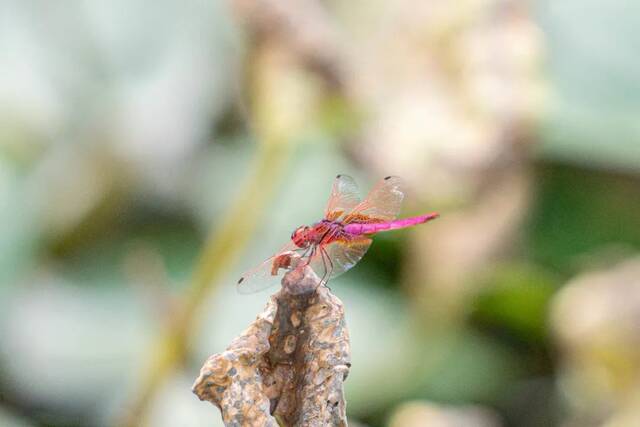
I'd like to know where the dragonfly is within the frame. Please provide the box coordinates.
[237,175,439,294]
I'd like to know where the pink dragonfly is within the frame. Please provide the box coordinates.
[237,175,439,294]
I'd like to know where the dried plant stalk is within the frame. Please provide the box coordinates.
[193,266,351,426]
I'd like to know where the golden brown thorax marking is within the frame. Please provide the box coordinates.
[343,213,385,224]
[325,210,343,221]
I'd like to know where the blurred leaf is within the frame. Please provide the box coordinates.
[0,279,151,423]
[60,214,200,290]
[472,264,558,343]
[145,374,224,427]
[537,0,640,170]
[349,232,403,290]
[0,165,40,297]
[346,321,520,419]
[317,94,363,141]
[0,407,36,427]
[411,331,520,404]
[527,162,640,275]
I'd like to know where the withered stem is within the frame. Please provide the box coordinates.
[193,268,350,426]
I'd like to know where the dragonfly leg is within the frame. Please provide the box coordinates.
[305,246,316,266]
[320,246,334,289]
[318,247,329,285]
[297,246,313,263]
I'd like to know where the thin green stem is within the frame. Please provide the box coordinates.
[116,142,293,427]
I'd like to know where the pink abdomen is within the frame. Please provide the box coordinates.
[344,213,439,235]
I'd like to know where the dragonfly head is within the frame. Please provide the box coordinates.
[291,225,311,248]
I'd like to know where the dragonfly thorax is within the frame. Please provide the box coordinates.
[291,222,334,248]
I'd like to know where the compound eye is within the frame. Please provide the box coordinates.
[291,226,304,240]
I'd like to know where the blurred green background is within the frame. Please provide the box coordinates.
[1,1,640,426]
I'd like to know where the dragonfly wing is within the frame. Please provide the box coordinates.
[324,174,362,221]
[309,236,372,281]
[236,242,300,294]
[344,176,404,223]
[236,256,288,294]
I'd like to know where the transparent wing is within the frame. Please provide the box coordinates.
[236,241,301,294]
[343,176,404,223]
[309,236,372,282]
[324,174,362,221]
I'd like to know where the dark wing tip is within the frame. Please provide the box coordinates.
[336,174,342,178]
[237,277,244,284]
[384,175,392,180]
